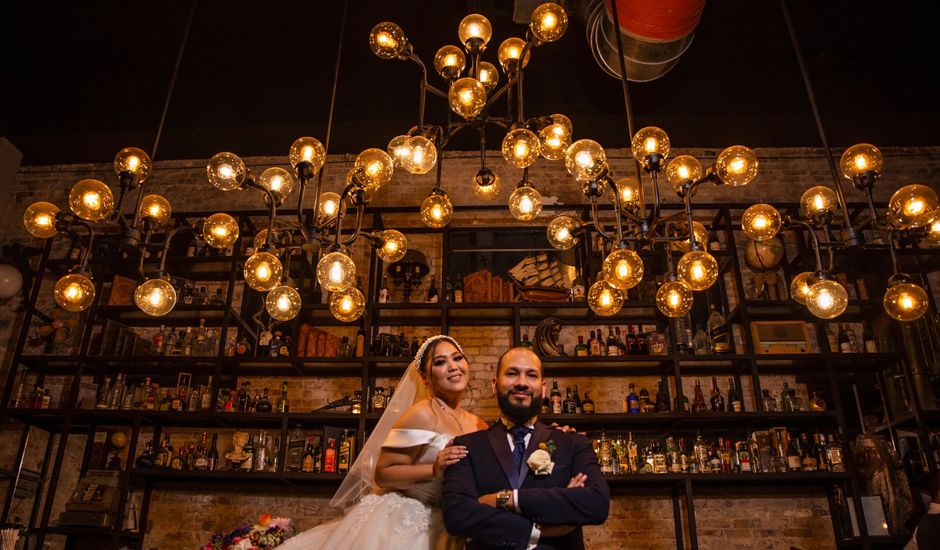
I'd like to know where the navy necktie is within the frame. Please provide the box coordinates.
[510,424,533,471]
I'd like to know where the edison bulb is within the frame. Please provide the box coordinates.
[404,136,437,175]
[289,136,326,172]
[244,252,283,292]
[433,45,466,80]
[806,279,848,319]
[509,185,542,221]
[113,147,152,183]
[741,204,782,241]
[883,282,929,322]
[253,229,280,253]
[448,77,487,120]
[134,278,177,316]
[547,215,580,250]
[565,139,607,181]
[925,220,940,244]
[369,22,407,59]
[789,272,814,305]
[530,2,568,43]
[330,287,366,322]
[317,191,345,223]
[603,248,644,290]
[715,145,758,186]
[375,229,408,262]
[23,201,60,238]
[316,251,356,292]
[672,221,709,253]
[202,213,239,249]
[387,135,413,168]
[840,143,883,180]
[207,152,246,191]
[497,37,530,72]
[354,148,395,192]
[631,126,670,162]
[472,168,501,200]
[614,178,641,210]
[69,179,114,221]
[458,14,492,49]
[539,114,572,160]
[54,272,96,312]
[677,250,719,291]
[266,285,302,321]
[478,61,499,91]
[657,280,694,318]
[800,185,839,219]
[139,194,172,226]
[587,279,624,316]
[888,184,939,229]
[502,128,541,168]
[665,155,703,195]
[421,192,453,228]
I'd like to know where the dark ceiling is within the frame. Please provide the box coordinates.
[1,0,938,167]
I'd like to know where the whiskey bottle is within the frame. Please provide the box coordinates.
[254,431,269,472]
[453,274,464,304]
[655,380,671,412]
[605,326,619,357]
[338,431,352,473]
[815,434,829,472]
[372,387,387,412]
[571,270,586,302]
[837,324,851,353]
[692,433,708,474]
[269,331,282,358]
[241,435,254,471]
[575,335,589,357]
[691,381,708,413]
[287,426,306,472]
[207,433,219,471]
[323,438,338,473]
[625,325,639,355]
[638,387,653,413]
[827,433,845,472]
[761,389,777,412]
[540,394,550,414]
[572,385,583,414]
[563,387,577,414]
[276,381,290,413]
[709,377,725,412]
[786,433,802,472]
[636,326,649,355]
[728,377,743,412]
[596,327,608,355]
[707,305,730,354]
[800,433,818,471]
[598,430,614,474]
[779,382,793,412]
[194,432,209,470]
[588,330,601,356]
[582,392,595,414]
[301,443,315,473]
[613,327,626,355]
[96,377,112,409]
[256,388,273,413]
[427,275,439,303]
[862,322,878,353]
[153,325,165,356]
[550,379,562,414]
[626,432,639,474]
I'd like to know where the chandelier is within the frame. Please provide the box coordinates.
[18,1,939,326]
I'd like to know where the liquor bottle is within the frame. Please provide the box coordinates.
[207,433,219,471]
[254,431,269,472]
[588,330,601,356]
[582,392,595,414]
[378,277,390,303]
[109,373,126,410]
[595,327,608,355]
[241,435,254,471]
[735,441,752,473]
[652,442,668,474]
[626,432,639,474]
[691,381,708,413]
[837,324,852,353]
[444,276,454,302]
[808,391,826,411]
[862,322,878,353]
[825,324,839,353]
[550,379,563,414]
[188,385,202,412]
[800,433,818,471]
[170,387,185,412]
[693,433,708,474]
[352,390,363,414]
[575,336,589,357]
[181,328,193,356]
[707,305,731,353]
[647,326,666,355]
[626,383,640,413]
[269,331,282,358]
[144,382,158,410]
[372,387,387,412]
[790,389,803,411]
[709,377,725,412]
[845,324,860,353]
[194,432,209,470]
[154,435,170,468]
[237,382,250,412]
[827,433,845,472]
[540,394,550,415]
[153,325,165,356]
[520,332,533,348]
[279,336,291,357]
[323,438,338,473]
[728,377,743,412]
[786,433,802,472]
[613,327,626,355]
[708,445,723,473]
[427,275,439,303]
[572,385,583,414]
[409,337,419,357]
[692,325,710,355]
[398,333,409,358]
[625,325,639,355]
[606,326,619,357]
[598,430,614,474]
[779,382,793,412]
[256,388,273,413]
[210,287,226,305]
[563,386,576,414]
[815,434,829,472]
[761,389,777,412]
[136,440,155,469]
[666,437,682,473]
[571,269,586,302]
[194,319,208,355]
[453,274,464,304]
[676,392,690,413]
[287,426,306,472]
[301,443,315,473]
[655,380,671,412]
[674,316,692,354]
[638,387,653,413]
[235,335,252,356]
[636,326,649,355]
[96,377,112,409]
[338,431,352,473]
[161,327,176,356]
[720,438,733,472]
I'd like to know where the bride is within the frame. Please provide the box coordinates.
[278,335,484,550]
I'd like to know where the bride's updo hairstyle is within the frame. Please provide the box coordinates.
[414,335,466,382]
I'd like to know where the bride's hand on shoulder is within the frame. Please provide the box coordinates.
[548,422,586,436]
[433,440,468,476]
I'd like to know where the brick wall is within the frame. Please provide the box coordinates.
[0,146,937,549]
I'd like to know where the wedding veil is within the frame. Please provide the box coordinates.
[329,335,463,508]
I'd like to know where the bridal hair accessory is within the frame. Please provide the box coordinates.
[413,334,464,375]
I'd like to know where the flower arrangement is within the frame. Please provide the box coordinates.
[204,513,294,550]
[528,439,556,476]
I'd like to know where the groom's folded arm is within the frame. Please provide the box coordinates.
[516,435,610,526]
[442,436,536,549]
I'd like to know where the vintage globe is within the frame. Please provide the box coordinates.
[743,236,785,273]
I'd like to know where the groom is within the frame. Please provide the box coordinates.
[442,347,609,549]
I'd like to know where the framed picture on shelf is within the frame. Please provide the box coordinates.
[750,321,810,354]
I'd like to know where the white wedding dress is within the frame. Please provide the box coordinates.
[277,428,464,550]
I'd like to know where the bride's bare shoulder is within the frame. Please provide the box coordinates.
[469,412,490,431]
[391,398,437,430]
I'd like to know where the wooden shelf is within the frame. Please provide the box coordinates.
[128,468,345,485]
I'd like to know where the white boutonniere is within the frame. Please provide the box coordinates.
[527,440,556,476]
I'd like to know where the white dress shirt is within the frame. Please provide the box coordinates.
[501,416,541,550]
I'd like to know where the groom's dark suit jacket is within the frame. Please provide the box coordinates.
[442,421,609,550]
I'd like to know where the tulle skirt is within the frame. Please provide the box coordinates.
[276,492,464,550]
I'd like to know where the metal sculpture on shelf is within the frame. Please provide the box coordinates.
[534,317,565,356]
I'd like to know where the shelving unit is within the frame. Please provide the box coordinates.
[1,204,937,550]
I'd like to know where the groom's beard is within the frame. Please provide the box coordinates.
[497,386,542,424]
